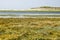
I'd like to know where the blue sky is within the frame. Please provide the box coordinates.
[0,0,60,9]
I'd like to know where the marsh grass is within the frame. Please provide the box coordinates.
[0,18,60,40]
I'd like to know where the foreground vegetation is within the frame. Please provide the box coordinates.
[0,18,60,40]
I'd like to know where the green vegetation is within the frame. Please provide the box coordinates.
[0,18,60,40]
[40,6,52,8]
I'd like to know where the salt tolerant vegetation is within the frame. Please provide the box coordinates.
[0,18,60,40]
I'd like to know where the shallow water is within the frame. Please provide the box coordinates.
[0,12,60,18]
[0,12,60,15]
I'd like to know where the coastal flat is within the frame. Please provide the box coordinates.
[0,18,60,40]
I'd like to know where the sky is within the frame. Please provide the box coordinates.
[0,0,60,9]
